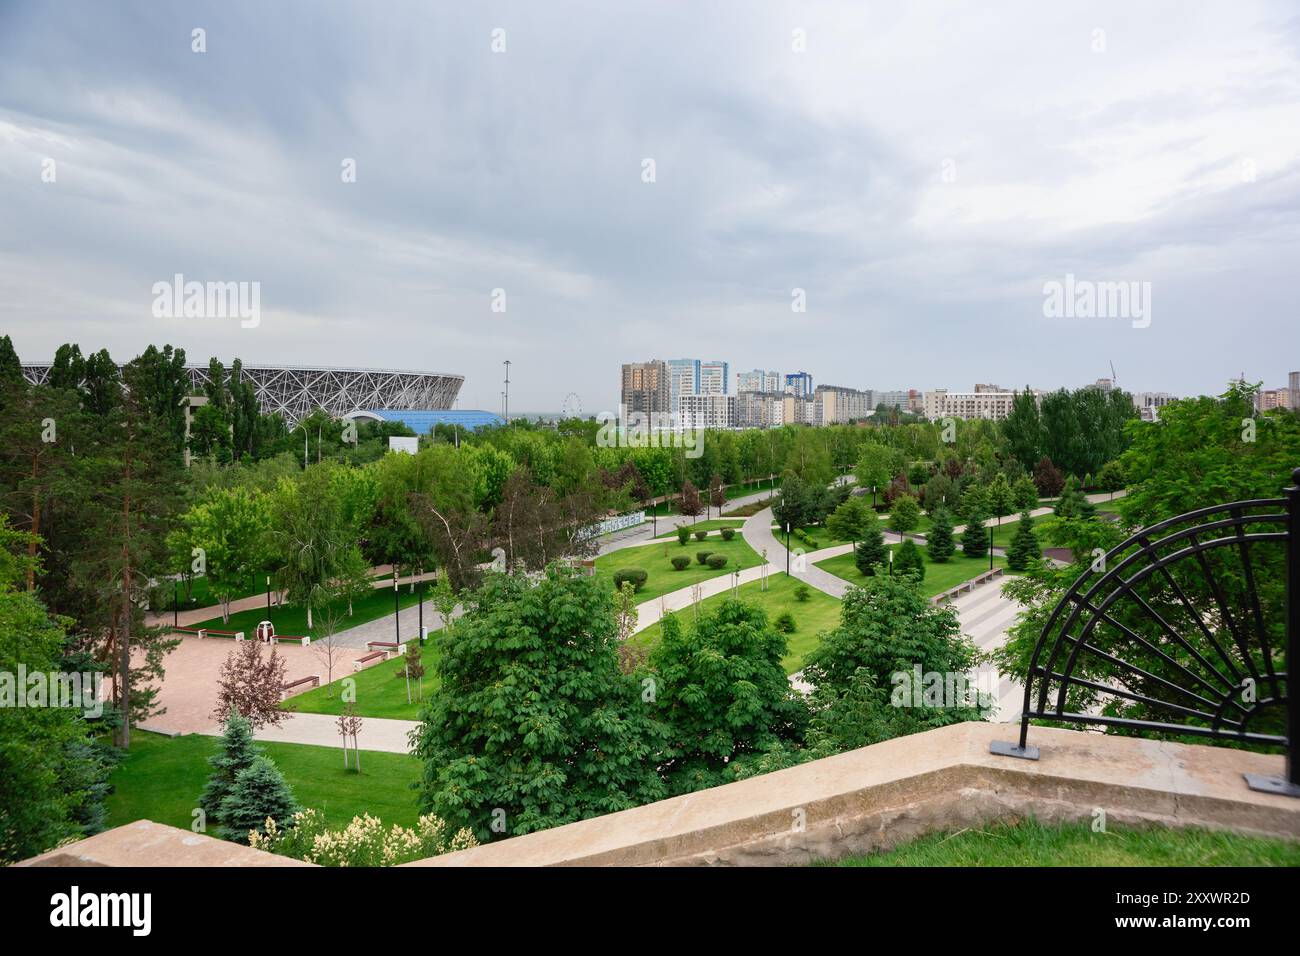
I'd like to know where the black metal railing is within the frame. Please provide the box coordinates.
[992,468,1297,798]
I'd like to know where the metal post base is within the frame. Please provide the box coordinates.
[990,740,1040,760]
[1243,773,1300,798]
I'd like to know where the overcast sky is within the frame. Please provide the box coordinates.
[2,1,1298,413]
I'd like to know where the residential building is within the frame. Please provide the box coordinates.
[1257,388,1291,413]
[782,393,817,425]
[735,390,786,428]
[678,393,736,430]
[1291,371,1299,409]
[700,360,730,395]
[785,371,813,398]
[1132,391,1176,422]
[923,386,1032,421]
[666,358,700,411]
[737,369,782,393]
[814,384,872,425]
[620,360,670,418]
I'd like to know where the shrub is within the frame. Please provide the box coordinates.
[250,809,478,867]
[612,568,648,591]
[774,612,797,633]
[706,554,728,569]
[217,756,299,844]
[671,555,691,571]
[696,551,712,565]
[720,527,736,541]
[694,529,709,541]
[793,584,811,602]
[676,526,690,545]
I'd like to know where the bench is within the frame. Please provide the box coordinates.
[930,567,1004,606]
[199,629,245,641]
[365,640,405,656]
[353,651,386,671]
[273,634,311,646]
[280,675,320,698]
[172,626,203,637]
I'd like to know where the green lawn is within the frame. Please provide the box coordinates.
[815,545,1005,599]
[188,584,425,640]
[104,730,424,832]
[878,513,934,537]
[779,524,855,552]
[827,818,1300,867]
[596,534,763,604]
[629,572,842,673]
[655,518,745,539]
[285,651,436,721]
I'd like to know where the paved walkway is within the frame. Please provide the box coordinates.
[946,581,1027,723]
[196,712,420,754]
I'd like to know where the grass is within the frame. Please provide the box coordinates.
[814,545,1006,599]
[827,818,1300,867]
[629,572,842,673]
[188,584,425,640]
[780,524,855,552]
[595,534,762,604]
[655,518,745,539]
[104,730,423,832]
[285,651,437,721]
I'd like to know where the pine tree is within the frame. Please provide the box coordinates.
[894,538,925,581]
[962,510,988,558]
[854,521,887,576]
[217,756,300,843]
[926,507,955,563]
[198,712,259,827]
[1006,512,1042,571]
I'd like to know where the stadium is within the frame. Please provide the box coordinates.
[20,362,466,427]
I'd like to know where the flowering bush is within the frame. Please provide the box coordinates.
[249,809,477,867]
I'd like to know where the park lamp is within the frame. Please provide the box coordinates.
[888,548,894,576]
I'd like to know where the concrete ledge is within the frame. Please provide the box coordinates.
[409,722,1300,866]
[18,819,311,867]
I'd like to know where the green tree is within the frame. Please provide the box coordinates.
[961,510,988,558]
[217,756,300,843]
[651,601,808,795]
[268,465,353,631]
[1054,476,1096,520]
[987,473,1015,524]
[854,521,887,576]
[856,443,900,508]
[888,494,921,541]
[198,712,259,830]
[1012,474,1039,511]
[1006,512,1042,571]
[179,486,270,624]
[825,495,873,546]
[926,507,956,563]
[1001,387,1043,471]
[893,538,925,581]
[413,567,666,841]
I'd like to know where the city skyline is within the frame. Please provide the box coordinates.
[3,1,1299,412]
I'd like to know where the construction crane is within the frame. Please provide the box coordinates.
[1109,360,1117,386]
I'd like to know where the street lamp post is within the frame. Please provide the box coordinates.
[393,571,400,646]
[173,579,179,628]
[418,574,424,644]
[989,526,994,571]
[785,522,791,576]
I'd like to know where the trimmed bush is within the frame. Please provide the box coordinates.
[774,612,797,633]
[793,583,811,602]
[612,568,648,591]
[670,555,691,571]
[694,529,709,541]
[720,527,736,541]
[706,554,728,569]
[675,526,690,545]
[696,551,713,565]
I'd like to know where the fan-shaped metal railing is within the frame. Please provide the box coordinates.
[991,469,1297,798]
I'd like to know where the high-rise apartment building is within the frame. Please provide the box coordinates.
[1290,371,1299,410]
[737,369,782,393]
[1133,391,1176,422]
[620,360,670,418]
[735,390,787,428]
[678,393,736,430]
[666,358,700,411]
[699,360,730,395]
[814,385,872,425]
[785,371,813,398]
